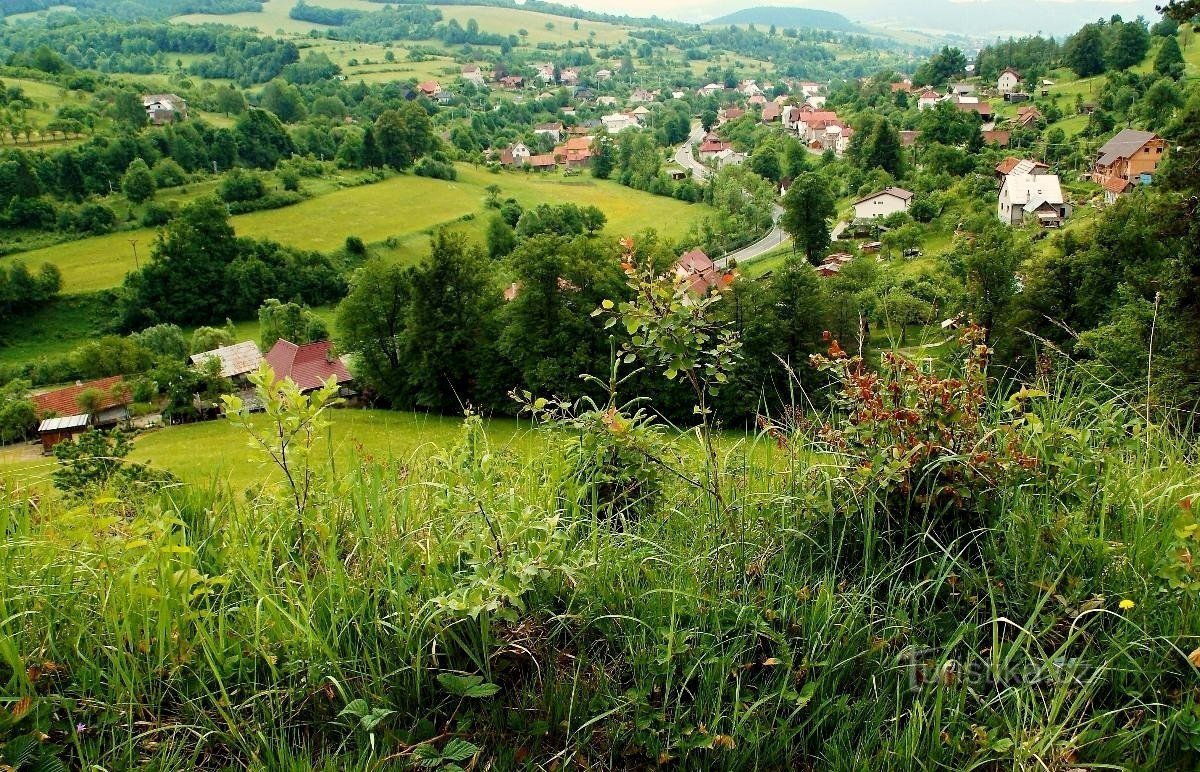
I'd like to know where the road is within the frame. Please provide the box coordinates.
[673,124,848,269]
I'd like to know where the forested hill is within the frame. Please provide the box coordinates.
[0,0,263,21]
[709,6,864,33]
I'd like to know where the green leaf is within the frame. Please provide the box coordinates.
[338,698,368,719]
[441,739,481,762]
[437,673,500,698]
[601,299,614,310]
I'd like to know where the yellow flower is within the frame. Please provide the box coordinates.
[1118,599,1136,611]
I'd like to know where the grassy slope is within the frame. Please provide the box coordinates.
[436,5,629,45]
[173,0,378,35]
[1,166,713,295]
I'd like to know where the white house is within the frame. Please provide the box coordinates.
[534,122,564,142]
[601,113,638,133]
[998,173,1070,227]
[852,187,914,220]
[594,69,613,81]
[997,68,1021,95]
[534,63,555,83]
[713,147,746,167]
[697,83,724,97]
[460,65,485,87]
[510,142,531,164]
[917,90,940,111]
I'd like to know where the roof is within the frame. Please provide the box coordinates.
[417,81,440,94]
[982,130,1011,147]
[1096,129,1160,166]
[996,156,1022,175]
[678,249,714,274]
[1101,175,1133,195]
[529,154,556,167]
[762,102,781,121]
[999,67,1021,78]
[190,340,263,379]
[38,414,89,433]
[919,90,940,100]
[1002,173,1065,208]
[853,187,914,206]
[535,122,564,131]
[1010,159,1048,176]
[33,375,130,418]
[265,340,352,392]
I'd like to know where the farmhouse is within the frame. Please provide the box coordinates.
[1092,129,1167,199]
[32,375,132,450]
[460,65,485,87]
[190,340,263,382]
[675,249,733,294]
[697,134,732,161]
[917,90,940,111]
[534,122,565,142]
[602,113,638,133]
[998,173,1070,227]
[528,154,557,171]
[997,68,1021,94]
[417,81,441,97]
[498,75,525,89]
[761,102,781,123]
[142,93,187,125]
[852,187,914,220]
[553,136,594,167]
[265,340,353,395]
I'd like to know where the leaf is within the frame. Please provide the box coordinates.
[437,673,500,698]
[337,698,368,719]
[441,739,481,762]
[1188,647,1200,668]
[601,299,614,310]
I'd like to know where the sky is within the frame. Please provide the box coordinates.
[547,0,1166,38]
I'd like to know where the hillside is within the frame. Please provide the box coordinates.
[709,6,863,33]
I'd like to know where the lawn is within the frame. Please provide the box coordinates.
[2,166,713,295]
[434,4,630,46]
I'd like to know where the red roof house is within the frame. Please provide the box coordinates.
[33,375,130,419]
[265,340,352,392]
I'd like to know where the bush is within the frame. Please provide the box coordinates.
[414,156,458,181]
[71,203,118,234]
[141,201,178,227]
[345,235,366,255]
[152,158,188,188]
[223,190,303,215]
[279,167,302,191]
[218,168,267,203]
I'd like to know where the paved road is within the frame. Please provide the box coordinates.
[672,124,848,268]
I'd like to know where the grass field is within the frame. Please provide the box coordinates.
[435,4,629,46]
[2,167,713,295]
[173,0,379,35]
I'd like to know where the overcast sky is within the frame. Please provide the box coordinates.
[547,0,1165,38]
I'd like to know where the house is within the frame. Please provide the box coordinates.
[713,147,746,167]
[675,249,733,294]
[698,83,724,97]
[499,75,525,89]
[417,81,441,97]
[997,173,1070,227]
[190,340,263,382]
[748,93,768,106]
[594,68,613,81]
[630,88,655,103]
[805,95,827,110]
[630,105,651,123]
[528,154,557,171]
[553,136,594,167]
[982,129,1011,148]
[596,95,619,107]
[997,67,1021,94]
[1004,91,1031,103]
[461,65,485,87]
[534,63,555,83]
[761,102,781,123]
[32,375,131,440]
[797,81,822,98]
[36,414,91,453]
[1101,175,1134,204]
[498,142,531,167]
[559,67,580,85]
[1092,129,1167,197]
[1014,106,1042,127]
[142,93,188,125]
[899,130,921,147]
[852,187,914,220]
[835,126,854,156]
[994,157,1049,185]
[890,79,913,93]
[698,134,732,160]
[722,107,745,123]
[601,113,638,133]
[534,122,565,142]
[950,82,975,96]
[955,99,993,122]
[917,90,940,111]
[266,339,353,394]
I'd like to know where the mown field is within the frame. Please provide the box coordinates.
[1,166,714,295]
[173,0,377,35]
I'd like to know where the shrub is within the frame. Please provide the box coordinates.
[141,201,177,227]
[72,203,117,234]
[152,158,188,188]
[345,235,366,255]
[414,156,458,180]
[218,168,267,203]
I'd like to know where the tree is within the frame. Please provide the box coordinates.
[0,379,37,444]
[372,103,434,171]
[1065,25,1107,77]
[56,152,86,201]
[153,158,188,188]
[700,109,718,133]
[1139,78,1183,129]
[405,231,500,411]
[109,90,147,131]
[951,223,1024,342]
[1154,34,1185,79]
[218,168,266,202]
[258,79,307,123]
[234,108,294,169]
[215,85,247,116]
[259,298,329,349]
[190,323,235,353]
[913,47,967,86]
[1107,18,1151,70]
[121,158,155,203]
[781,172,836,264]
[748,145,781,183]
[486,212,517,259]
[336,258,413,405]
[591,136,615,179]
[133,323,189,362]
[866,118,904,177]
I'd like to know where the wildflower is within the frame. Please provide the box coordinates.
[76,723,87,735]
[1118,599,1136,611]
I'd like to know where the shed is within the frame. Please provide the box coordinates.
[37,413,90,453]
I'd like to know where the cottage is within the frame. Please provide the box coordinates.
[601,113,638,133]
[1092,129,1167,198]
[594,68,613,81]
[553,136,594,168]
[954,99,993,122]
[917,90,940,111]
[190,340,263,381]
[713,148,746,167]
[950,82,975,96]
[630,105,651,123]
[982,129,1012,148]
[997,67,1021,95]
[528,154,557,171]
[748,94,768,106]
[498,75,525,89]
[997,173,1070,227]
[697,134,732,161]
[142,93,188,125]
[534,63,555,83]
[32,375,132,451]
[265,340,353,394]
[534,122,565,142]
[697,83,724,97]
[676,249,732,294]
[722,107,745,123]
[1014,106,1042,127]
[558,67,580,85]
[761,102,782,123]
[417,81,441,97]
[461,65,485,87]
[852,187,914,220]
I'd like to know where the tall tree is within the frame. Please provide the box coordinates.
[1107,18,1151,70]
[234,108,294,169]
[866,118,904,177]
[121,158,155,203]
[1065,25,1107,77]
[781,172,836,264]
[1154,34,1185,78]
[336,259,413,405]
[372,103,434,171]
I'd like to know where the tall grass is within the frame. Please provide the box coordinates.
[1,371,1199,770]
